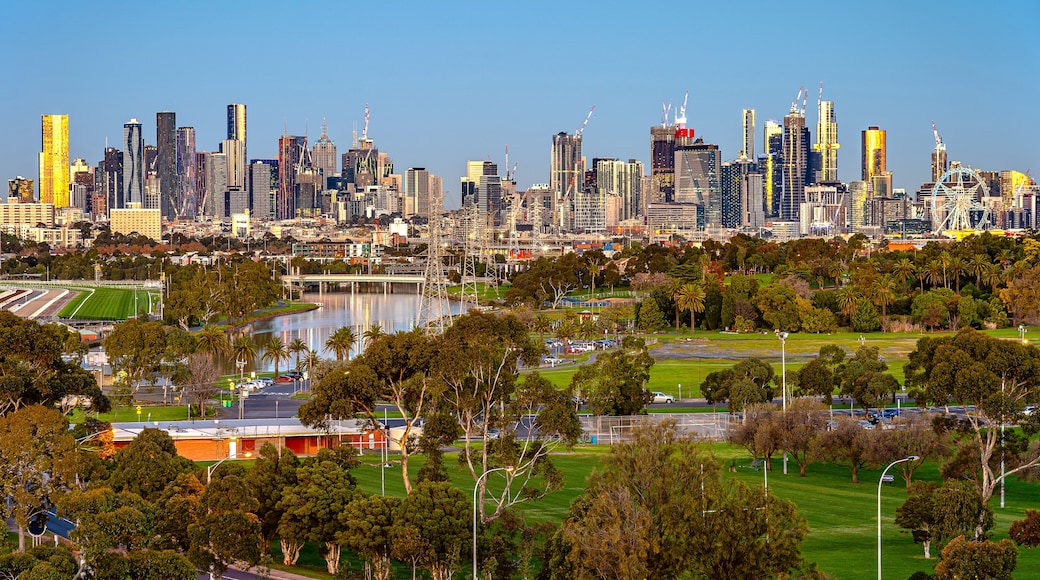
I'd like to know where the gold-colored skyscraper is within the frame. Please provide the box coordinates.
[813,100,840,182]
[862,126,891,197]
[39,114,69,208]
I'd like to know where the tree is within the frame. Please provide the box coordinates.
[871,273,897,324]
[260,335,289,378]
[104,318,167,394]
[435,312,580,525]
[179,352,220,419]
[934,536,1017,580]
[1009,509,1040,548]
[756,282,802,331]
[325,326,356,361]
[194,326,229,359]
[636,295,667,331]
[999,263,1040,324]
[868,413,950,489]
[106,428,194,502]
[188,474,262,579]
[300,330,433,494]
[363,324,384,347]
[288,337,308,369]
[851,299,881,332]
[781,398,827,477]
[816,417,875,483]
[392,481,471,580]
[559,421,807,579]
[904,329,1040,538]
[675,282,706,332]
[340,493,402,580]
[793,358,835,402]
[0,406,76,552]
[152,472,205,552]
[0,312,107,416]
[897,481,941,559]
[896,480,994,560]
[230,335,257,372]
[57,487,154,576]
[728,404,782,470]
[570,337,654,416]
[277,458,358,575]
[244,442,299,559]
[833,345,899,414]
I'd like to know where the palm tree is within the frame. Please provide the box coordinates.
[939,251,952,289]
[196,326,229,358]
[302,349,322,376]
[982,263,1002,293]
[288,338,308,370]
[871,274,897,324]
[892,258,916,292]
[579,319,597,341]
[325,326,356,361]
[555,320,575,353]
[230,335,257,372]
[363,325,384,348]
[968,254,989,289]
[675,283,706,332]
[261,335,290,379]
[532,314,551,344]
[671,282,684,331]
[925,260,944,289]
[836,286,859,325]
[947,255,964,293]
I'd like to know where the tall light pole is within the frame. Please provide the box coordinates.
[473,466,514,580]
[777,331,789,475]
[206,451,252,484]
[1019,324,1026,344]
[878,456,918,580]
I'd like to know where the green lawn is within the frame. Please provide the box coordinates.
[58,286,159,320]
[69,404,190,424]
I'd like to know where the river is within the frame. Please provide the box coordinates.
[237,291,468,373]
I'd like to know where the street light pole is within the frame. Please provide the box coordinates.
[781,331,787,475]
[473,466,514,580]
[878,456,918,580]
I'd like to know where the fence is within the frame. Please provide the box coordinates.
[579,412,735,444]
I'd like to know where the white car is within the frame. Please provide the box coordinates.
[651,392,674,404]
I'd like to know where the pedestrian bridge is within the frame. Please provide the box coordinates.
[282,272,431,294]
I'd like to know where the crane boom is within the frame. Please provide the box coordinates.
[362,103,370,141]
[577,104,596,136]
[789,87,803,115]
[931,120,944,147]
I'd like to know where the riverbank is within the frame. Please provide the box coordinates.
[220,301,321,333]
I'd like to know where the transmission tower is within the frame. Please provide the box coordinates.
[417,191,453,334]
[459,205,485,310]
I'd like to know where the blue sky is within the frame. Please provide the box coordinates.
[2,0,1037,208]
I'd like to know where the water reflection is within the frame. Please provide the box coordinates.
[232,291,467,373]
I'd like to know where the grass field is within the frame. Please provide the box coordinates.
[69,405,190,423]
[57,286,160,320]
[241,444,1040,579]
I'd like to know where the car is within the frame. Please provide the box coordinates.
[286,370,303,379]
[650,392,674,404]
[572,394,587,405]
[881,408,901,419]
[1025,405,1036,416]
[275,375,293,383]
[256,377,273,386]
[485,429,501,440]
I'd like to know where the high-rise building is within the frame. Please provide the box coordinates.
[813,98,840,183]
[596,158,644,222]
[742,172,765,229]
[931,135,948,183]
[194,152,207,214]
[848,180,871,231]
[277,135,306,219]
[551,132,583,226]
[7,177,34,203]
[227,104,246,142]
[249,160,277,220]
[721,158,758,229]
[122,119,144,207]
[39,114,69,208]
[101,147,123,212]
[156,111,177,218]
[781,112,810,220]
[461,161,497,207]
[862,126,891,197]
[175,127,196,219]
[741,109,756,159]
[674,139,720,227]
[761,121,783,218]
[404,167,430,218]
[311,119,337,188]
[205,152,227,218]
[221,139,247,192]
[650,125,676,201]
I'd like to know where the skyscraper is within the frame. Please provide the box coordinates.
[39,114,69,208]
[277,135,306,219]
[813,97,840,183]
[781,112,810,220]
[741,109,756,159]
[8,177,34,203]
[405,167,430,218]
[249,160,278,220]
[675,139,721,227]
[862,126,891,197]
[721,158,757,229]
[596,158,644,222]
[175,127,196,218]
[761,120,783,218]
[122,119,144,206]
[205,152,227,218]
[551,131,583,228]
[156,111,177,218]
[101,147,123,212]
[311,119,337,188]
[650,125,676,201]
[227,104,246,142]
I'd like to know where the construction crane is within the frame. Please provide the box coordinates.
[362,102,370,141]
[789,86,804,115]
[661,99,673,126]
[675,90,689,128]
[576,104,596,137]
[931,120,945,150]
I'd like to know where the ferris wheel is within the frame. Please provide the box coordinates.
[930,167,990,234]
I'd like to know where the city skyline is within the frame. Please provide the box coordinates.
[1,1,1036,209]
